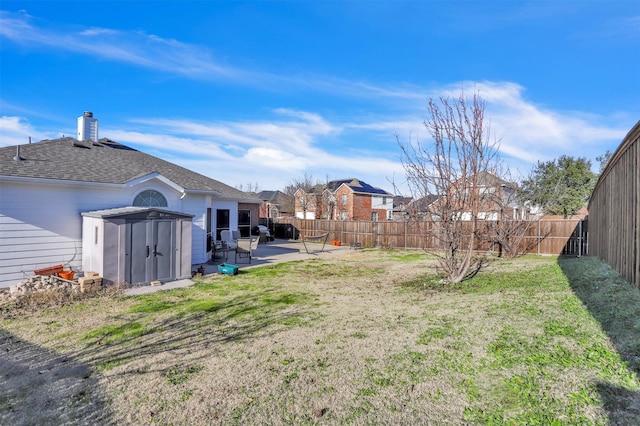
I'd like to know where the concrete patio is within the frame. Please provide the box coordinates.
[124,239,351,295]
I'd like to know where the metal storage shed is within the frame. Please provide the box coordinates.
[81,207,193,286]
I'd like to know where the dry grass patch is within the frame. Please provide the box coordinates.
[1,250,639,425]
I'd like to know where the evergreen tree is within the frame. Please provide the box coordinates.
[520,155,596,217]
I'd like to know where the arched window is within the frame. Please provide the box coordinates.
[133,190,167,207]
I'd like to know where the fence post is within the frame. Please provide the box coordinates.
[404,221,407,251]
[537,220,541,256]
[578,219,583,258]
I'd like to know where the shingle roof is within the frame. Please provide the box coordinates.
[328,178,393,196]
[1,137,255,199]
[256,190,295,213]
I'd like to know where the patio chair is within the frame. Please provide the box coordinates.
[235,236,260,263]
[212,240,229,261]
[221,230,238,250]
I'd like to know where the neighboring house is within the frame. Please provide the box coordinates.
[294,184,324,220]
[392,196,413,220]
[256,190,295,219]
[0,113,260,288]
[294,178,394,221]
[446,171,536,221]
[393,195,440,221]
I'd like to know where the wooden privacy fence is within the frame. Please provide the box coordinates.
[274,218,587,256]
[588,120,639,288]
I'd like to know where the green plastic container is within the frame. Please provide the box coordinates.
[217,263,239,275]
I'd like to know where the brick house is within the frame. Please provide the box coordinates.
[438,171,538,221]
[256,190,295,219]
[294,178,394,221]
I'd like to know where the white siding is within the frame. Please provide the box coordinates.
[81,216,104,276]
[372,195,393,218]
[0,178,206,288]
[296,211,315,220]
[181,195,209,265]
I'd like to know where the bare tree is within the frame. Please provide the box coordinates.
[283,173,318,196]
[236,182,261,193]
[484,173,539,258]
[284,173,322,219]
[398,91,502,283]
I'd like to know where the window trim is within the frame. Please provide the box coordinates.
[133,189,168,207]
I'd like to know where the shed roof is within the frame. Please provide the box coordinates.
[81,206,194,219]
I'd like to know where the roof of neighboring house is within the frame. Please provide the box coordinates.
[327,178,394,196]
[256,190,295,211]
[256,190,286,202]
[294,178,393,197]
[1,137,255,199]
[393,196,413,208]
[469,171,512,187]
[409,195,440,210]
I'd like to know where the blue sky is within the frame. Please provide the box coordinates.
[1,1,638,195]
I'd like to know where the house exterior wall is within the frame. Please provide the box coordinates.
[352,193,372,220]
[294,183,394,222]
[0,176,230,288]
[258,192,295,219]
[371,194,393,220]
[259,202,269,219]
[260,200,294,219]
[294,189,318,219]
[180,194,210,265]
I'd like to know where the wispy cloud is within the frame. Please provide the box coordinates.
[0,116,60,145]
[0,11,252,82]
[571,14,640,43]
[105,110,405,190]
[0,11,453,105]
[431,81,630,165]
[0,9,631,191]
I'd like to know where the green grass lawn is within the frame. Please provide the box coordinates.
[1,251,639,425]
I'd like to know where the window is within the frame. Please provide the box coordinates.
[299,196,304,206]
[238,209,251,237]
[383,197,388,205]
[341,209,348,220]
[133,190,167,207]
[216,209,230,240]
[371,212,378,222]
[341,194,347,205]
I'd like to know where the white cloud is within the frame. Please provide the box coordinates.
[3,74,629,192]
[0,116,59,146]
[0,7,630,191]
[410,81,630,168]
[0,11,250,81]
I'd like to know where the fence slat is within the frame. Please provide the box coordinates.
[588,120,639,288]
[275,218,586,256]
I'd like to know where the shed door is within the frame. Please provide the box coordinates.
[153,219,175,282]
[126,219,176,285]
